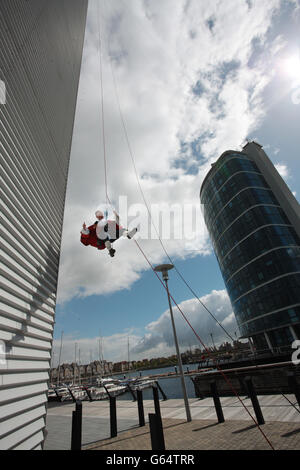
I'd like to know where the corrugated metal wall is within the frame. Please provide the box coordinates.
[0,0,88,449]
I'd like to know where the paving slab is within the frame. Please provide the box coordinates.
[84,418,300,451]
[44,396,300,450]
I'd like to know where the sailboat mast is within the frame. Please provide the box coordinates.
[127,336,130,376]
[74,342,77,385]
[78,348,81,385]
[98,329,102,376]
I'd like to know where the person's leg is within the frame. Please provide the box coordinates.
[105,240,115,257]
[127,227,138,239]
[104,240,112,250]
[121,227,138,239]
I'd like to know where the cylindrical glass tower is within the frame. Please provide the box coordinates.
[200,142,300,352]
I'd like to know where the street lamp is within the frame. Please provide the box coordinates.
[154,264,192,422]
[210,333,216,351]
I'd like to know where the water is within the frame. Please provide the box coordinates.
[115,363,200,401]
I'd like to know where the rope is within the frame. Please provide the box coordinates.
[97,1,109,208]
[101,194,277,452]
[102,20,294,416]
[97,3,276,449]
[103,9,235,343]
[133,239,275,450]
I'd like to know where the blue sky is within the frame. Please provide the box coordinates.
[52,0,300,366]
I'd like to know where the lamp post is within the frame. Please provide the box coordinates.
[57,331,63,387]
[154,264,191,422]
[210,333,216,351]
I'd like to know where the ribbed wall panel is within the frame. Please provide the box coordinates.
[0,394,46,421]
[1,239,57,289]
[0,0,88,450]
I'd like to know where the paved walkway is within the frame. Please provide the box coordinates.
[44,395,300,451]
[84,418,300,451]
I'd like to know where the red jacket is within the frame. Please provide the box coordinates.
[80,221,121,250]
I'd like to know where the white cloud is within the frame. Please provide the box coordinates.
[289,0,300,14]
[57,0,285,304]
[274,162,290,179]
[52,289,238,365]
[132,289,238,357]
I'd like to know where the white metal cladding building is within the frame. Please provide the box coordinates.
[0,0,88,449]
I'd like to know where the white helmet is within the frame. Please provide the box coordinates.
[95,210,104,218]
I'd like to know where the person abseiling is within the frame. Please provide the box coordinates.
[80,210,137,257]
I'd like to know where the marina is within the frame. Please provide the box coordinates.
[44,360,300,451]
[47,360,214,405]
[47,374,159,403]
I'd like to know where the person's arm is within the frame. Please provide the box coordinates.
[81,222,90,235]
[113,210,120,225]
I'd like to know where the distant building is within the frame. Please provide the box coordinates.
[0,0,88,449]
[200,141,300,352]
[61,364,73,381]
[91,360,102,375]
[49,359,114,386]
[113,361,131,372]
[102,360,113,375]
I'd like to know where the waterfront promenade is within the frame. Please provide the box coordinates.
[44,395,300,450]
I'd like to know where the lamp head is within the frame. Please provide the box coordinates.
[154,264,174,281]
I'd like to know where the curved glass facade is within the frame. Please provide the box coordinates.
[200,150,300,350]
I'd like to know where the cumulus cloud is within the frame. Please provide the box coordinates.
[274,162,290,179]
[52,289,238,365]
[57,0,286,304]
[274,162,298,196]
[131,289,238,357]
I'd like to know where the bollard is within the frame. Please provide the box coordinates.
[103,384,111,398]
[244,376,264,425]
[155,381,167,401]
[71,400,82,450]
[54,388,62,402]
[84,387,93,402]
[68,387,76,403]
[210,381,224,423]
[152,386,162,421]
[238,378,248,396]
[149,413,165,450]
[110,395,117,438]
[127,382,137,401]
[191,377,204,400]
[287,371,300,408]
[137,389,145,427]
